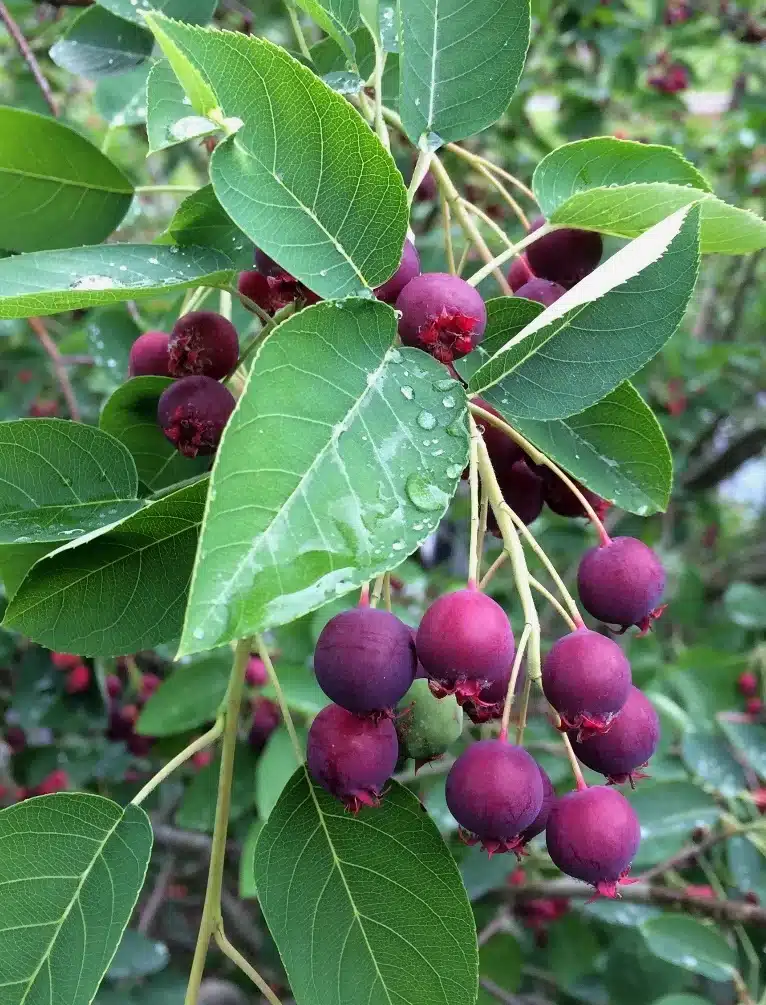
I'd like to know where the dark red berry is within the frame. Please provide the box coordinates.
[29,400,58,418]
[542,628,632,739]
[648,62,689,93]
[473,398,524,471]
[140,673,161,701]
[518,765,557,847]
[65,664,90,694]
[508,255,534,291]
[128,330,171,377]
[414,168,438,202]
[738,671,758,697]
[543,471,609,520]
[416,589,515,712]
[747,697,763,716]
[51,652,80,670]
[237,270,300,315]
[4,726,26,753]
[307,703,398,811]
[168,311,239,380]
[35,769,69,795]
[577,537,666,632]
[314,607,416,715]
[248,696,281,752]
[375,239,421,304]
[445,740,543,855]
[106,674,122,698]
[246,656,268,687]
[546,786,640,897]
[515,278,567,307]
[157,375,235,458]
[525,216,603,289]
[570,686,659,785]
[254,248,289,278]
[396,273,487,364]
[127,733,154,756]
[493,460,545,528]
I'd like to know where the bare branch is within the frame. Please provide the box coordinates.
[0,2,58,116]
[28,317,82,421]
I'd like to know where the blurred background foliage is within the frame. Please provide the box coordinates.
[0,1,765,1003]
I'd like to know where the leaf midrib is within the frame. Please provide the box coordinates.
[0,166,132,196]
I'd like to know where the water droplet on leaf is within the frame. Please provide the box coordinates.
[417,410,436,430]
[406,473,450,512]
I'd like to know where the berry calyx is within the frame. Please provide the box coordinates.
[508,255,535,291]
[542,471,610,520]
[542,628,632,739]
[396,273,487,364]
[157,375,236,458]
[307,703,399,811]
[445,740,544,856]
[545,786,640,897]
[416,588,515,711]
[314,607,417,715]
[577,537,666,632]
[396,678,463,765]
[237,270,301,315]
[168,311,239,380]
[515,278,567,307]
[570,685,660,785]
[526,216,603,289]
[375,239,421,304]
[128,330,171,377]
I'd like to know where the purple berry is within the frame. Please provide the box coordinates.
[168,311,239,380]
[237,270,299,315]
[416,588,515,710]
[515,278,567,307]
[570,686,660,785]
[445,740,544,855]
[545,786,640,897]
[157,375,235,458]
[488,460,544,534]
[508,255,534,292]
[314,607,417,715]
[518,765,557,846]
[128,330,171,377]
[307,703,399,811]
[577,537,666,632]
[248,697,281,752]
[542,628,632,739]
[396,273,487,364]
[375,239,421,304]
[461,659,526,725]
[543,472,609,520]
[526,216,603,289]
[254,248,289,278]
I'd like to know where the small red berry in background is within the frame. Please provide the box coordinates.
[191,749,214,770]
[752,789,766,813]
[685,885,716,900]
[738,671,758,697]
[35,769,69,796]
[51,652,80,670]
[65,664,91,694]
[246,656,268,687]
[746,697,763,716]
[106,674,122,698]
[140,673,162,701]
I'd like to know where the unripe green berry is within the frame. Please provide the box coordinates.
[396,679,464,762]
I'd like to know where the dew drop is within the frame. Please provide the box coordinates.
[69,275,118,291]
[400,385,414,400]
[405,473,450,512]
[416,410,436,430]
[446,417,466,437]
[442,395,456,408]
[192,627,205,640]
[446,463,463,479]
[434,378,454,391]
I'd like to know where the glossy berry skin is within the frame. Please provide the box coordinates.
[446,740,543,855]
[508,255,534,291]
[546,786,640,897]
[128,330,171,377]
[314,607,416,714]
[577,537,666,632]
[518,765,557,846]
[570,686,660,785]
[416,589,515,712]
[543,471,609,520]
[168,311,239,380]
[375,239,420,304]
[542,628,632,739]
[526,217,603,289]
[515,278,567,307]
[307,703,399,811]
[396,273,487,364]
[396,679,463,764]
[157,375,235,458]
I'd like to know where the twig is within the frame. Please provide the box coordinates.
[213,925,283,1005]
[28,317,81,421]
[138,854,176,935]
[152,823,240,857]
[0,1,58,116]
[508,879,766,926]
[639,821,745,882]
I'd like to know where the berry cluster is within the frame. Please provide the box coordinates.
[509,217,603,306]
[128,310,238,458]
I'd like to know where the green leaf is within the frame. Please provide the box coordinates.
[107,929,168,980]
[311,29,400,108]
[142,14,216,116]
[0,107,134,253]
[50,6,154,79]
[100,376,210,492]
[0,542,56,599]
[469,204,701,419]
[255,772,478,1005]
[97,0,217,26]
[175,745,256,832]
[723,582,766,629]
[727,835,766,904]
[0,244,234,319]
[94,65,151,126]
[146,60,217,154]
[0,793,152,1005]
[628,782,719,867]
[0,419,141,544]
[718,717,766,776]
[398,0,530,146]
[3,479,207,657]
[179,300,468,656]
[161,185,252,268]
[680,732,747,796]
[87,305,142,387]
[651,997,712,1005]
[479,932,521,994]
[255,725,306,820]
[459,846,517,901]
[239,819,263,899]
[640,916,736,982]
[293,0,360,61]
[136,652,230,736]
[485,380,672,516]
[145,16,408,299]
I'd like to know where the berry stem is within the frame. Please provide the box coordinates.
[499,622,531,742]
[460,198,517,250]
[468,420,481,588]
[235,302,296,373]
[528,577,578,632]
[370,573,386,608]
[466,223,554,289]
[408,149,433,205]
[213,925,283,1005]
[371,42,391,151]
[514,676,533,746]
[284,1,313,62]
[561,731,588,791]
[184,637,252,1005]
[468,163,530,230]
[219,289,232,322]
[479,550,508,589]
[359,582,370,606]
[441,195,456,275]
[135,185,199,195]
[229,285,275,326]
[444,143,537,204]
[255,635,305,764]
[130,717,223,807]
[477,493,490,581]
[383,572,392,612]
